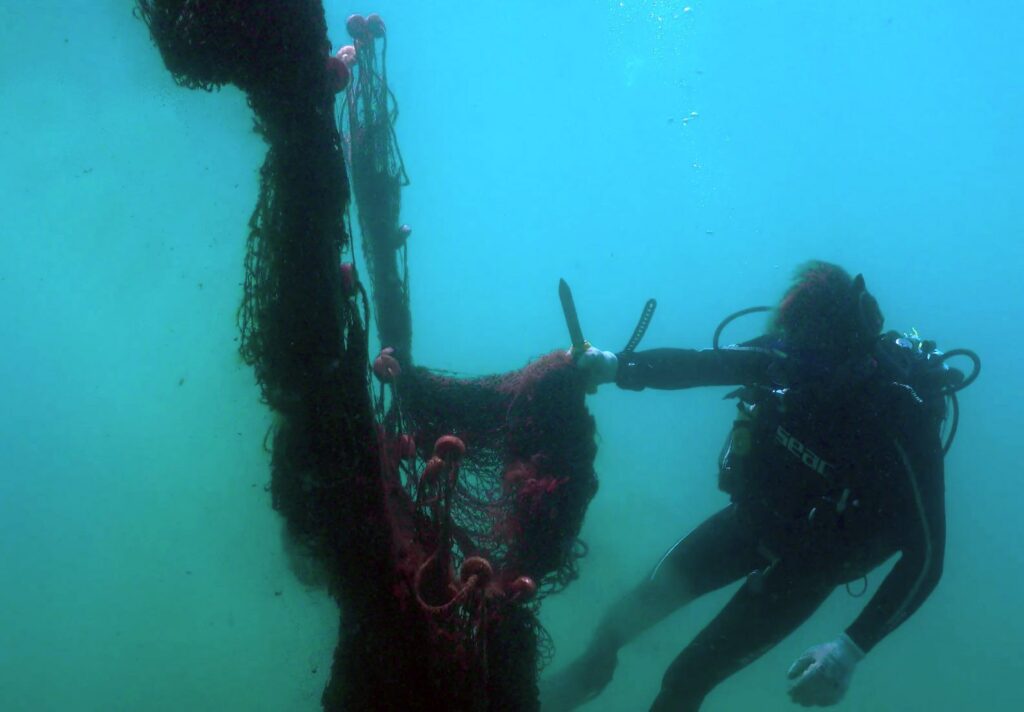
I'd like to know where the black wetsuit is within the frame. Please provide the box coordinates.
[616,342,946,711]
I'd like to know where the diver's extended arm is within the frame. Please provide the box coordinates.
[615,347,776,391]
[844,410,947,653]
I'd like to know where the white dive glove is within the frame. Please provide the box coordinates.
[787,633,864,707]
[573,346,618,391]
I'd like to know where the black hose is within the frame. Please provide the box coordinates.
[713,306,771,350]
[937,348,981,393]
[943,392,960,455]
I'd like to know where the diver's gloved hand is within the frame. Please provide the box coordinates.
[787,633,864,707]
[573,346,618,391]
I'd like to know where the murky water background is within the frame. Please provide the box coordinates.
[2,2,1020,709]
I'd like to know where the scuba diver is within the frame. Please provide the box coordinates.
[543,262,978,711]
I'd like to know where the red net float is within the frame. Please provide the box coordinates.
[346,14,368,41]
[459,556,493,588]
[373,347,401,383]
[326,55,349,93]
[433,435,466,462]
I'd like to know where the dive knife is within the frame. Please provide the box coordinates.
[558,278,590,356]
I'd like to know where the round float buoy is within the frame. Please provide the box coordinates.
[366,13,386,38]
[336,44,356,68]
[326,55,349,93]
[460,556,493,587]
[373,347,401,383]
[508,576,537,601]
[346,14,368,40]
[395,433,417,460]
[433,435,466,462]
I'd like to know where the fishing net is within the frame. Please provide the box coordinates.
[391,356,599,593]
[345,16,600,696]
[138,3,600,709]
[340,15,412,359]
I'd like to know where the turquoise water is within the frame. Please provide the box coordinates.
[1,1,1020,710]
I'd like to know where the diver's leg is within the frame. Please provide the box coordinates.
[649,570,833,712]
[541,506,760,711]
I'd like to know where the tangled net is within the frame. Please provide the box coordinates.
[368,348,598,699]
[347,15,600,675]
[340,14,412,360]
[390,355,598,594]
[138,3,601,710]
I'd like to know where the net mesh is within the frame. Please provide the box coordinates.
[137,3,601,709]
[393,354,598,594]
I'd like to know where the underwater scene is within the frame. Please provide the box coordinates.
[1,1,1021,710]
